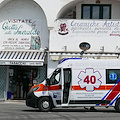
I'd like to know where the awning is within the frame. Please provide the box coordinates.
[0,51,46,66]
[49,52,118,61]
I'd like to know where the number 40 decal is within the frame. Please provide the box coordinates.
[78,68,102,91]
[84,75,96,84]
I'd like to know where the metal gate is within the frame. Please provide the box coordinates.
[0,66,6,100]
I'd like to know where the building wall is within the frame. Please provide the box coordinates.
[0,0,48,50]
[0,0,120,27]
[76,0,120,19]
[50,19,120,52]
[0,0,120,75]
[48,0,120,74]
[0,0,50,100]
[47,55,58,75]
[0,0,120,92]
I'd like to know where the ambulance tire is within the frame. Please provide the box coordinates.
[115,99,120,112]
[38,97,52,112]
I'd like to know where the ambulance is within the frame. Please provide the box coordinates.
[26,58,120,112]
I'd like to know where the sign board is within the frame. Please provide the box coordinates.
[56,19,120,37]
[0,61,43,66]
[0,19,41,50]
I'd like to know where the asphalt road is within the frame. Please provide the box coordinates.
[0,101,120,120]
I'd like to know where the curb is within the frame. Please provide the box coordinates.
[5,100,25,102]
[3,100,26,104]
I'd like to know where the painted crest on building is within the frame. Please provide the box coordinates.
[58,20,69,35]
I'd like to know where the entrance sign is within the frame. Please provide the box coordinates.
[0,19,41,50]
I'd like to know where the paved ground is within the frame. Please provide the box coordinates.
[0,101,120,120]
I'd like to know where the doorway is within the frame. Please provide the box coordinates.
[8,66,46,99]
[63,68,72,103]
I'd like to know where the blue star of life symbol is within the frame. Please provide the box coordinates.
[109,73,117,81]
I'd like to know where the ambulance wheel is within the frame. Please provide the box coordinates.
[38,97,52,112]
[115,99,120,112]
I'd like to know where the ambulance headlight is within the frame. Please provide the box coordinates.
[33,87,39,91]
[29,87,39,92]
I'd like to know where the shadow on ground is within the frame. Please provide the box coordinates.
[22,107,118,113]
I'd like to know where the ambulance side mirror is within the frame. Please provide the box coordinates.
[46,78,50,86]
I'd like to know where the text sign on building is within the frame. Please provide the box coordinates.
[57,19,120,37]
[0,61,43,66]
[0,19,41,50]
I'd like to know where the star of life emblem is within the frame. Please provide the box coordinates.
[78,68,102,92]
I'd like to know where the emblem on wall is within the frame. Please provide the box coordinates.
[58,20,69,35]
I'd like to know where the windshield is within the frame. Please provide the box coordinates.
[48,68,61,85]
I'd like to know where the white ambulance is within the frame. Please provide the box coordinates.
[26,58,120,112]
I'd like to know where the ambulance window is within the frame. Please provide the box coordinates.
[49,68,61,85]
[106,69,120,84]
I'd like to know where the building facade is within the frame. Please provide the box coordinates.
[0,0,120,100]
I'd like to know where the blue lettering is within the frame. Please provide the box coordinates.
[71,20,99,28]
[103,21,120,28]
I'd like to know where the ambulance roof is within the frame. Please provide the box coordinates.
[57,58,120,69]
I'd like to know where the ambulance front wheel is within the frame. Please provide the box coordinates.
[115,99,120,112]
[38,97,52,112]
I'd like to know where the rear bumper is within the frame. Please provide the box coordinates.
[26,91,38,108]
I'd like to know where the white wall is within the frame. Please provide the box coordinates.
[1,0,120,27]
[0,0,48,50]
[49,0,120,53]
[1,0,120,74]
[50,19,120,53]
[76,0,120,19]
[47,55,58,75]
